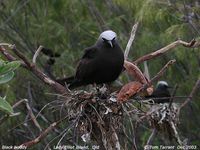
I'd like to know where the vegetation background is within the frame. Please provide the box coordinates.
[0,0,199,149]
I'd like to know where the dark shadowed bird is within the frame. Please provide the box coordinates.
[57,30,124,89]
[146,81,171,103]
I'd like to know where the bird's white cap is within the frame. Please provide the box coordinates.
[99,30,117,41]
[157,81,168,87]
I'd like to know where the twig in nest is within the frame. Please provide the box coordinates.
[32,45,43,64]
[134,39,198,65]
[146,128,157,148]
[124,22,139,60]
[170,121,182,145]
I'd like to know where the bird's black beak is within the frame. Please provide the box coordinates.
[108,40,113,48]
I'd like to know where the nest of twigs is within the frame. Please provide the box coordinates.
[63,87,123,148]
[58,87,182,149]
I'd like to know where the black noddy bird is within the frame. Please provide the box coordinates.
[57,30,124,89]
[146,81,171,103]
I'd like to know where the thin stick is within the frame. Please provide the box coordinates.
[146,128,157,148]
[25,100,42,132]
[170,121,182,145]
[124,22,139,60]
[179,79,200,110]
[32,45,43,64]
[169,84,178,108]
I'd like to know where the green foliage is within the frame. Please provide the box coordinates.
[0,59,20,114]
[0,96,13,114]
[0,60,20,84]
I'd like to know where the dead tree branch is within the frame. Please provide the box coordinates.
[124,22,139,60]
[137,59,176,94]
[134,39,198,65]
[0,45,67,94]
[19,115,69,148]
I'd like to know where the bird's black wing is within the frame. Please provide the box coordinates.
[75,46,98,80]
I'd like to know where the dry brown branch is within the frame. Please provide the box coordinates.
[20,115,69,148]
[124,22,139,60]
[124,60,147,84]
[0,45,67,94]
[0,45,17,61]
[12,99,28,108]
[179,79,200,111]
[117,81,142,102]
[134,39,198,65]
[118,60,175,102]
[137,59,176,94]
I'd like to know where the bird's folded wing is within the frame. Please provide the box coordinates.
[75,47,98,79]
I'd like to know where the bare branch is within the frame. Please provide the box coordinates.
[137,59,176,94]
[32,45,43,64]
[19,115,68,148]
[124,22,139,60]
[134,39,198,65]
[0,45,67,94]
[0,45,17,61]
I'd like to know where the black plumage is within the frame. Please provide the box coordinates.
[146,81,171,103]
[57,30,124,89]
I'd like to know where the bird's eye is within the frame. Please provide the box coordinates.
[112,37,116,41]
[102,38,107,42]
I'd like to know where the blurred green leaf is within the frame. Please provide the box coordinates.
[0,96,13,114]
[0,71,14,84]
[0,61,21,75]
